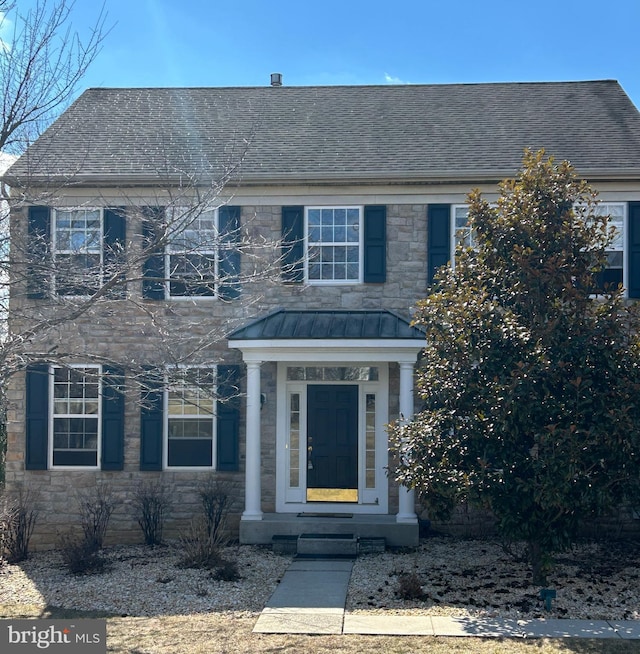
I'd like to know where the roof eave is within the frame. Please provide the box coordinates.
[5,167,640,189]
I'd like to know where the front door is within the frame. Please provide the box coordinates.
[306,385,358,502]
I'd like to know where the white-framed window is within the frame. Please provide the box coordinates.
[165,367,216,468]
[52,208,103,296]
[305,206,362,283]
[51,365,101,468]
[592,202,626,292]
[452,204,474,252]
[166,207,218,298]
[452,201,629,293]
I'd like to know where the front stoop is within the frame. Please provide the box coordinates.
[272,533,386,557]
[242,513,419,547]
[297,533,358,558]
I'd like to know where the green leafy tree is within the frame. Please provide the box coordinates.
[391,150,640,584]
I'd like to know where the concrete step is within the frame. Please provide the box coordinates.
[296,533,358,558]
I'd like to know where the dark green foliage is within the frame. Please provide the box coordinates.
[390,150,640,584]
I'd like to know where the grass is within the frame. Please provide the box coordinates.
[0,604,637,654]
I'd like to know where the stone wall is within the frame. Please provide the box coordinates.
[6,199,432,548]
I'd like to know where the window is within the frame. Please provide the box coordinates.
[53,209,102,295]
[166,208,219,297]
[166,368,215,468]
[51,366,100,468]
[306,207,362,283]
[592,203,626,292]
[453,205,474,250]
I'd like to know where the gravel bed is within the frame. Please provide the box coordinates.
[0,536,638,620]
[348,537,640,620]
[0,543,290,617]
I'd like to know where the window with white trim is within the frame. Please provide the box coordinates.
[51,365,100,468]
[166,368,215,468]
[53,209,102,295]
[592,202,626,292]
[453,204,474,251]
[306,207,362,283]
[166,208,218,297]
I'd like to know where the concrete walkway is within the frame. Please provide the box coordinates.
[254,558,640,639]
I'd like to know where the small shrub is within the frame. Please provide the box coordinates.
[76,484,117,551]
[211,556,241,582]
[178,518,221,570]
[198,478,232,546]
[397,571,423,600]
[133,479,172,546]
[178,478,233,570]
[57,531,107,575]
[2,488,38,563]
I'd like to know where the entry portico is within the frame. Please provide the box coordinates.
[228,310,425,546]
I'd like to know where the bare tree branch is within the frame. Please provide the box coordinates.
[0,0,109,154]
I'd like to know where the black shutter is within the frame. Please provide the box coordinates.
[218,206,241,301]
[629,202,640,299]
[427,204,451,285]
[142,207,166,300]
[140,374,164,470]
[281,206,304,282]
[25,364,49,470]
[27,206,51,299]
[363,205,386,283]
[101,366,125,470]
[216,365,240,471]
[103,208,127,298]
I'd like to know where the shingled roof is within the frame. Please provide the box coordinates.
[6,80,640,185]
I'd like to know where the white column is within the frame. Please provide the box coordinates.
[397,361,417,523]
[242,360,263,521]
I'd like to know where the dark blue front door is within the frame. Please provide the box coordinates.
[307,385,358,498]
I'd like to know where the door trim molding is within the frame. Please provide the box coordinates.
[275,361,389,514]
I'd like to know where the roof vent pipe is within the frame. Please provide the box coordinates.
[270,73,283,87]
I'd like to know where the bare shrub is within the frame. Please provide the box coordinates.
[76,484,118,551]
[396,571,423,600]
[133,479,172,546]
[178,478,234,574]
[2,488,38,563]
[57,530,107,575]
[178,517,221,570]
[198,478,232,546]
[210,557,241,582]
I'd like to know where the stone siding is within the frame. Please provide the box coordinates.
[7,200,431,548]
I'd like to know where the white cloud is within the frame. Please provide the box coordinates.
[0,12,13,54]
[384,73,410,85]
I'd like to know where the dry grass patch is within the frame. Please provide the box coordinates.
[0,605,638,654]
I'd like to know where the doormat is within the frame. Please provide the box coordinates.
[297,513,353,518]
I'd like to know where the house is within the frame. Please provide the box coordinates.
[4,79,640,549]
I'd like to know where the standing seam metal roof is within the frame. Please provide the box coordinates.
[227,310,425,340]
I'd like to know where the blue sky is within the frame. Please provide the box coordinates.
[15,0,640,108]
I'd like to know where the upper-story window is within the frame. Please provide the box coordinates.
[53,209,103,295]
[450,202,628,291]
[592,202,626,292]
[166,208,218,298]
[306,207,362,283]
[452,205,474,252]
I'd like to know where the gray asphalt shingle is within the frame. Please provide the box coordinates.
[6,80,640,184]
